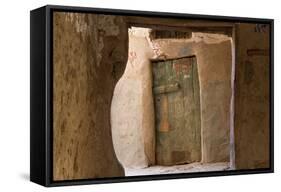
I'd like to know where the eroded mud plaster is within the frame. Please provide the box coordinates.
[53,12,128,180]
[234,23,270,169]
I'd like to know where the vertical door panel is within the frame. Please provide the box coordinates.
[153,57,201,165]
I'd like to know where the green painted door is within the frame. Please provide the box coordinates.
[152,56,201,165]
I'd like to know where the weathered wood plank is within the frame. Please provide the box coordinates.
[152,56,201,166]
[153,83,180,94]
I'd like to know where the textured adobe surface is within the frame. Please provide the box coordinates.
[234,23,270,169]
[53,12,128,180]
[53,13,270,180]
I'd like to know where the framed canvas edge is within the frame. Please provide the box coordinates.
[30,4,274,187]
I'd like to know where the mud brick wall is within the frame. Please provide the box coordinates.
[234,23,270,169]
[53,12,128,180]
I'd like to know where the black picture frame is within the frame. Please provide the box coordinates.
[30,4,274,187]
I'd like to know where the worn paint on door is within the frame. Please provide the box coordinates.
[152,56,201,165]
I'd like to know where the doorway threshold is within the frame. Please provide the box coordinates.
[125,162,230,176]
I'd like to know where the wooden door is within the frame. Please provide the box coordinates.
[152,56,201,165]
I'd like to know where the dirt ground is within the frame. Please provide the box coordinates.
[125,162,230,176]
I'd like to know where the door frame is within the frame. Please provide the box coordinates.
[135,23,236,168]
